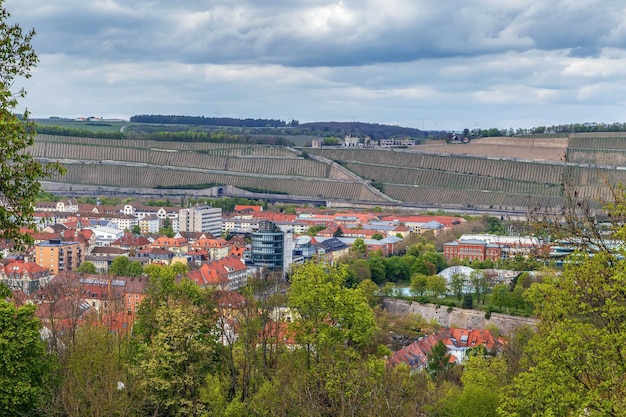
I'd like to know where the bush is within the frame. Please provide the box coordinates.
[485,306,492,319]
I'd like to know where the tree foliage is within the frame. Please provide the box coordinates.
[0,3,63,249]
[288,262,377,363]
[500,185,626,416]
[0,294,50,415]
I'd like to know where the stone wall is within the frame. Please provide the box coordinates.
[382,298,538,336]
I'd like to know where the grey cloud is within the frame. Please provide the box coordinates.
[8,0,626,67]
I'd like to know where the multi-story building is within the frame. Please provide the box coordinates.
[443,238,501,262]
[250,221,284,270]
[187,254,249,290]
[192,237,230,261]
[34,239,85,274]
[0,259,54,294]
[179,206,222,237]
[138,214,160,234]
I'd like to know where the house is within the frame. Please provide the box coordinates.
[192,237,230,261]
[150,236,189,254]
[136,247,175,265]
[187,255,249,290]
[314,237,349,265]
[0,259,54,294]
[110,232,151,254]
[79,275,126,312]
[389,327,503,371]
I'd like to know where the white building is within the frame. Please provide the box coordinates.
[89,226,124,247]
[179,206,222,237]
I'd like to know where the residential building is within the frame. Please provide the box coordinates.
[389,327,504,371]
[192,237,230,261]
[457,234,541,258]
[138,214,160,234]
[187,254,249,290]
[179,206,222,237]
[314,237,349,265]
[34,239,85,274]
[150,236,189,254]
[0,259,54,294]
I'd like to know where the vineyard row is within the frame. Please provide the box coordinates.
[308,148,565,183]
[29,142,328,178]
[50,164,386,203]
[346,163,563,197]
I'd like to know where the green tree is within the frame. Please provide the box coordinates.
[350,238,367,257]
[384,256,410,282]
[449,272,467,302]
[427,340,454,379]
[410,273,429,296]
[288,262,377,364]
[490,283,509,310]
[371,232,384,240]
[131,224,141,235]
[75,260,96,274]
[50,323,138,417]
[469,270,486,304]
[128,260,144,277]
[345,258,370,287]
[0,2,63,249]
[500,250,626,416]
[109,255,130,276]
[133,298,218,416]
[0,287,51,415]
[427,274,447,299]
[368,255,386,284]
[439,355,507,417]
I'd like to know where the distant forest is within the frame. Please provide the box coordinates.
[130,114,289,128]
[130,115,431,140]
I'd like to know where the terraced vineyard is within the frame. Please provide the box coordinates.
[47,164,385,203]
[32,134,386,203]
[32,133,626,210]
[566,133,626,165]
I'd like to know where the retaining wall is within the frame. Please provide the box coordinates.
[382,298,538,335]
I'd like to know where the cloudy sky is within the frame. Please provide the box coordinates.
[5,0,626,131]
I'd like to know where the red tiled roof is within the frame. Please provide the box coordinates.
[234,205,263,212]
[379,215,464,228]
[111,232,151,247]
[187,255,247,287]
[192,237,228,249]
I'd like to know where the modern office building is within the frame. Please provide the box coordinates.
[179,206,222,237]
[250,221,284,270]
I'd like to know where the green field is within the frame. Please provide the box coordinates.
[33,119,130,134]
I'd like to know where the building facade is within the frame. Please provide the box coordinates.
[179,206,222,237]
[250,221,284,270]
[443,238,501,262]
[34,239,85,274]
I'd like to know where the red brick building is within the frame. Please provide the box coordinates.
[443,238,501,262]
